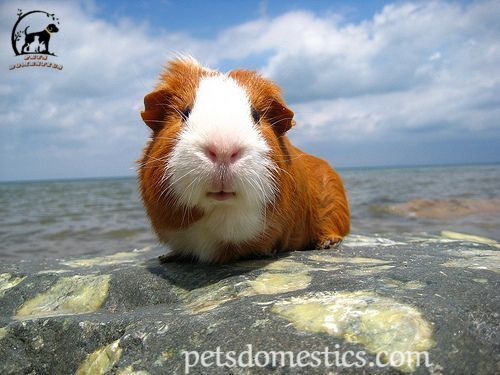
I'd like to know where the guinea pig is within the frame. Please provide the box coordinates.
[138,57,350,264]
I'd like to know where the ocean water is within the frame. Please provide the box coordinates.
[0,164,499,260]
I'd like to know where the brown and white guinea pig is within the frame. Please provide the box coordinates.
[138,57,350,264]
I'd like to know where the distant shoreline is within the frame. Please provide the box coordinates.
[336,161,500,172]
[1,161,499,184]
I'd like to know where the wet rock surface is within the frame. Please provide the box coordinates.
[0,232,499,374]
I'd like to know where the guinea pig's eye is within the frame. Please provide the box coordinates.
[182,107,191,120]
[251,107,260,123]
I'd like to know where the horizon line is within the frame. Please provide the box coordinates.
[1,160,499,184]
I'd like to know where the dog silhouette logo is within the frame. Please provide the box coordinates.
[11,9,60,56]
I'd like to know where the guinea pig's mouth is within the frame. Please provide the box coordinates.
[207,191,236,201]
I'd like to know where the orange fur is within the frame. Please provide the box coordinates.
[138,58,350,263]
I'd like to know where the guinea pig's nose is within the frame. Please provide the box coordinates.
[204,144,242,164]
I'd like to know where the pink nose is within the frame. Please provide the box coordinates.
[204,144,242,164]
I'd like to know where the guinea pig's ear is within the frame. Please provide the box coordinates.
[141,89,170,132]
[265,99,295,135]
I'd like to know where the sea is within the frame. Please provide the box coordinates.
[1,164,499,260]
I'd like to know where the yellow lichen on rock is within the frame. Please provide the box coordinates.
[347,265,395,276]
[16,274,110,319]
[343,235,405,247]
[443,249,500,273]
[235,258,310,272]
[0,273,26,297]
[305,254,395,277]
[308,254,391,265]
[183,280,245,313]
[272,291,434,372]
[0,327,7,340]
[249,272,311,295]
[185,263,314,312]
[116,366,150,375]
[76,339,122,375]
[441,231,498,246]
[36,269,70,275]
[183,258,318,313]
[153,349,175,367]
[184,253,396,313]
[62,251,141,268]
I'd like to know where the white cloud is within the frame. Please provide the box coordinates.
[0,0,499,179]
[0,0,199,179]
[195,1,500,141]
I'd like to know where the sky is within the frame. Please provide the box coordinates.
[0,0,499,181]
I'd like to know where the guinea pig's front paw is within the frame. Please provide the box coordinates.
[316,236,343,250]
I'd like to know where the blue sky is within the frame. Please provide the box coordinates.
[94,0,393,37]
[0,0,499,181]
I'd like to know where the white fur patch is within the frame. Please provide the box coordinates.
[164,74,277,262]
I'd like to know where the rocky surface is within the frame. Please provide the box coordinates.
[0,231,499,374]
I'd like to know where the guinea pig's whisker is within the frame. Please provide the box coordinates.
[255,174,269,200]
[146,154,169,162]
[158,167,181,201]
[166,167,199,190]
[269,117,294,126]
[184,176,202,219]
[261,209,268,235]
[181,174,203,224]
[159,172,170,191]
[140,157,169,169]
[271,164,295,183]
[137,155,169,169]
[157,180,171,202]
[247,173,276,214]
[268,152,305,161]
[244,175,265,203]
[184,173,202,194]
[155,136,181,142]
[256,175,276,234]
[181,202,189,226]
[260,101,274,119]
[137,165,160,170]
[240,175,259,205]
[169,106,187,120]
[139,161,170,170]
[241,174,270,232]
[163,104,190,122]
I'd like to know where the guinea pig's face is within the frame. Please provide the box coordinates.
[140,58,294,213]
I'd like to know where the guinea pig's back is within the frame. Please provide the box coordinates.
[293,146,350,238]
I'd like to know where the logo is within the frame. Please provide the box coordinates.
[9,9,63,71]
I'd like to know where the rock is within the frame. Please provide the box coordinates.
[387,198,500,220]
[0,234,499,374]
